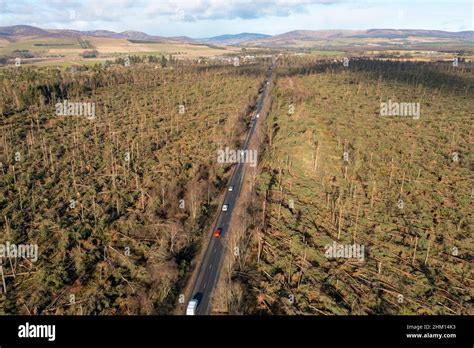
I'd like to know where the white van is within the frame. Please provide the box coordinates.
[186,299,198,315]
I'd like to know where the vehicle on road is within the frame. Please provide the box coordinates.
[186,299,198,315]
[228,185,234,191]
[214,228,222,238]
[222,204,228,212]
[256,113,260,118]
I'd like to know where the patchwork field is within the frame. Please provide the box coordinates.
[0,36,240,68]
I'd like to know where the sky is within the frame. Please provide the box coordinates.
[0,0,472,38]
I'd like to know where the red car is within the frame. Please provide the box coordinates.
[214,228,222,238]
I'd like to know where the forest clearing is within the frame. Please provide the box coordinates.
[232,57,473,315]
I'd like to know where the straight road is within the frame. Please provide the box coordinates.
[188,63,274,315]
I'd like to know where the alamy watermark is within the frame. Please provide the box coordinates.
[343,57,349,67]
[18,322,55,341]
[217,147,257,167]
[0,242,38,262]
[324,241,365,262]
[380,99,420,120]
[55,100,96,120]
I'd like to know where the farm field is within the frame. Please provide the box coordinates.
[0,36,240,68]
[234,58,473,315]
[0,62,266,314]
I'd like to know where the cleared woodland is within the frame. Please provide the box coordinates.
[234,58,473,315]
[0,62,266,314]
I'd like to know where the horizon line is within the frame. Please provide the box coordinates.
[1,24,473,40]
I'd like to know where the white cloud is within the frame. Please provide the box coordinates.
[0,0,471,36]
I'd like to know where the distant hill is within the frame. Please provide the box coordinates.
[244,29,474,49]
[0,25,175,43]
[0,25,472,50]
[0,25,265,45]
[0,25,52,38]
[264,29,473,41]
[200,33,272,45]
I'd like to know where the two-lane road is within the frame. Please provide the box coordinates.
[188,64,274,315]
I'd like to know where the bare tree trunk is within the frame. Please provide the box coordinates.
[337,200,344,240]
[424,238,432,265]
[0,258,6,294]
[257,229,262,264]
[370,181,376,208]
[287,239,292,285]
[400,171,405,195]
[388,157,394,188]
[412,236,418,266]
[353,202,360,243]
